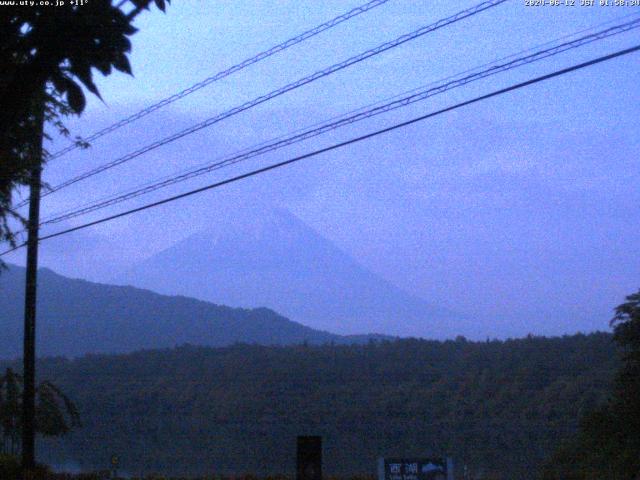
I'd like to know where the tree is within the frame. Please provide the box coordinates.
[0,0,170,260]
[542,290,640,479]
[607,291,640,476]
[0,369,20,456]
[0,368,80,456]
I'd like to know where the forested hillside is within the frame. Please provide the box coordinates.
[2,333,617,479]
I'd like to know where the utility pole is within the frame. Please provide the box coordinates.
[22,94,45,472]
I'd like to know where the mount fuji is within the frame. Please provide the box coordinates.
[116,206,469,338]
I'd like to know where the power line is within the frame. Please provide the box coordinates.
[36,17,640,226]
[13,0,394,210]
[47,0,393,161]
[21,0,507,207]
[3,43,638,257]
[38,12,640,226]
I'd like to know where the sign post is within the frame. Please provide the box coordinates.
[296,436,322,480]
[110,454,119,479]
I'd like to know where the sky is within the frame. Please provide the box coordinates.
[5,0,640,338]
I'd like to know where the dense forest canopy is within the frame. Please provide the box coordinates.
[1,333,617,479]
[542,290,640,479]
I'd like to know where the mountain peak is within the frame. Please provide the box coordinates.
[116,206,468,338]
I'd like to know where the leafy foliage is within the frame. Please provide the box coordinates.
[0,0,169,262]
[0,369,21,455]
[0,368,81,456]
[0,333,616,479]
[542,290,640,479]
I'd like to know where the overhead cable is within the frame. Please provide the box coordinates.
[39,18,640,226]
[22,0,507,207]
[40,11,640,223]
[48,0,394,161]
[2,43,637,256]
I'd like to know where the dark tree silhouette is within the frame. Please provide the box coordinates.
[543,290,640,479]
[0,368,80,455]
[0,0,170,259]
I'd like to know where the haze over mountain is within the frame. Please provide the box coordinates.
[0,265,387,359]
[115,206,469,339]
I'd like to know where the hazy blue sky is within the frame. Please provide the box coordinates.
[6,0,640,338]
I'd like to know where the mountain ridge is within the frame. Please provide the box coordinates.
[0,264,393,359]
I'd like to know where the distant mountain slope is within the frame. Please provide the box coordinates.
[116,206,468,338]
[0,265,383,359]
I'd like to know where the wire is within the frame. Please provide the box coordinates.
[19,0,507,208]
[37,17,640,226]
[2,43,637,257]
[48,0,393,161]
[38,11,640,224]
[13,0,394,210]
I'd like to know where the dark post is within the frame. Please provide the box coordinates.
[22,97,44,471]
[296,436,322,480]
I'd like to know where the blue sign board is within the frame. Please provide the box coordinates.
[378,458,452,480]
